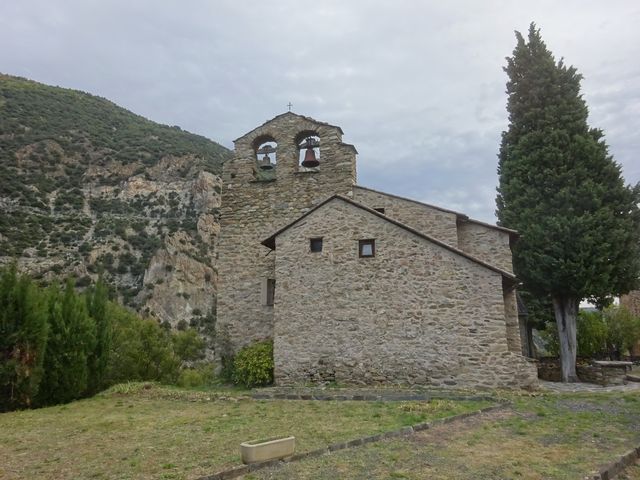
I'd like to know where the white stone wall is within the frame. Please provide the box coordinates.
[272,198,537,389]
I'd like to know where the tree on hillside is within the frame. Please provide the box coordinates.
[496,23,640,382]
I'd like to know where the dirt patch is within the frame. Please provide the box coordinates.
[556,399,624,415]
[409,408,514,447]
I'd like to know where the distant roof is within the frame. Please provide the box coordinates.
[354,185,518,237]
[261,194,517,284]
[234,111,344,143]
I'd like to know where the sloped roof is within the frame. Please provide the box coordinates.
[234,111,344,143]
[353,185,518,237]
[261,194,517,284]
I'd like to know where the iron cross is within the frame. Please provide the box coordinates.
[287,102,293,111]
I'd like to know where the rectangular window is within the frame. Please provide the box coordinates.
[310,237,323,252]
[266,279,275,306]
[373,207,385,214]
[359,239,375,257]
[262,278,276,306]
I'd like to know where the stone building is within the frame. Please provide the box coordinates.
[216,112,537,389]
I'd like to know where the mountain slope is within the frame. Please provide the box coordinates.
[0,74,232,338]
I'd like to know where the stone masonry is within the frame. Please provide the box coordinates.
[352,185,518,274]
[216,113,357,352]
[351,186,460,247]
[215,112,537,388]
[263,196,537,389]
[350,185,523,357]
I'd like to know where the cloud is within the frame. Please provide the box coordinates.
[1,0,638,223]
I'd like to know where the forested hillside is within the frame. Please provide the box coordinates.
[0,74,232,338]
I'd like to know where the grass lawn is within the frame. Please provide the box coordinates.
[252,390,640,480]
[0,383,488,480]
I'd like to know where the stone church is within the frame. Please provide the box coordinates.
[216,112,537,389]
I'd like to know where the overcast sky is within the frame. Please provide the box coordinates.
[2,1,638,223]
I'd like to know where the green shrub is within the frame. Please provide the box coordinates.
[552,306,640,360]
[603,306,640,359]
[172,328,205,362]
[232,339,274,388]
[75,275,91,288]
[176,319,188,331]
[177,362,215,388]
[575,307,640,359]
[577,311,608,358]
[78,242,92,255]
[105,306,179,385]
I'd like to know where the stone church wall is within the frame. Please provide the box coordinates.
[352,186,459,247]
[352,186,515,275]
[272,198,538,389]
[456,221,514,274]
[502,288,523,354]
[216,114,357,353]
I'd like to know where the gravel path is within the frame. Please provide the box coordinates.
[539,380,640,393]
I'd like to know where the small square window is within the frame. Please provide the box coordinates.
[359,239,375,257]
[310,237,323,252]
[373,207,385,214]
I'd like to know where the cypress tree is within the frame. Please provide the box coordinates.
[38,280,96,405]
[86,278,111,394]
[497,24,640,381]
[0,265,48,411]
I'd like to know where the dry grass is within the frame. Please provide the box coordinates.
[0,383,488,480]
[252,391,640,480]
[619,463,640,480]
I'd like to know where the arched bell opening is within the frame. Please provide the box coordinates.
[295,131,320,169]
[253,135,278,172]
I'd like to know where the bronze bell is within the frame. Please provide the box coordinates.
[259,153,274,170]
[301,148,319,168]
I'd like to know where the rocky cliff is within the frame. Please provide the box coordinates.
[0,74,232,341]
